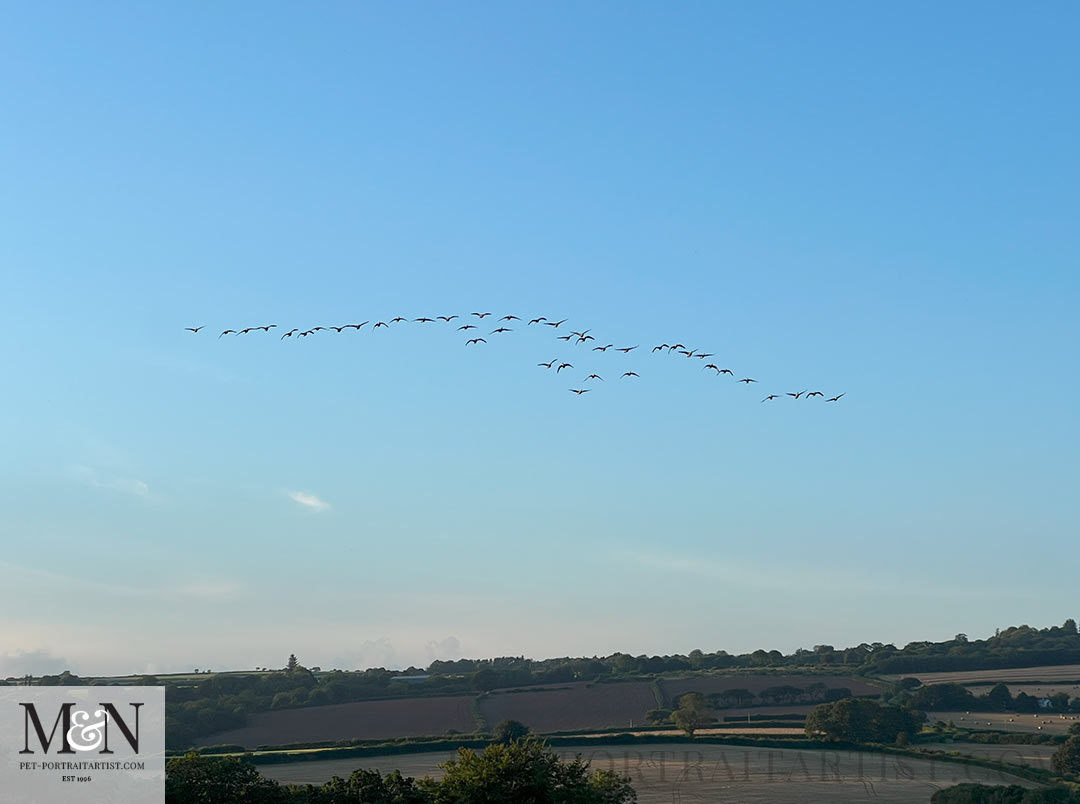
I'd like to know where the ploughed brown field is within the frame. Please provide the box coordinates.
[478,682,657,733]
[660,674,880,700]
[197,675,879,748]
[194,695,477,748]
[259,743,1039,803]
[886,665,1080,685]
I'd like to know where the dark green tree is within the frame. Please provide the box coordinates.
[672,692,711,737]
[805,698,924,744]
[426,738,636,804]
[1051,736,1080,777]
[165,753,286,803]
[492,718,532,744]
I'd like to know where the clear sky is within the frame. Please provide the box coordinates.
[1,2,1077,676]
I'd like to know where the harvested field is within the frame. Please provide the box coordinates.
[195,695,477,748]
[661,674,880,702]
[478,682,657,733]
[886,665,1080,685]
[917,743,1059,770]
[928,711,1080,735]
[260,742,1039,802]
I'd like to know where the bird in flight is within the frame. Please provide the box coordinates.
[347,322,368,330]
[528,317,546,325]
[652,344,668,352]
[472,312,492,318]
[545,319,568,328]
[704,364,721,373]
[328,326,347,333]
[678,349,695,358]
[568,388,591,395]
[695,353,713,359]
[239,327,257,335]
[415,317,434,323]
[538,359,557,368]
[593,344,613,352]
[219,329,237,338]
[738,378,757,384]
[668,344,685,353]
[490,327,512,334]
[826,393,845,402]
[621,372,639,378]
[184,326,204,333]
[298,330,314,337]
[806,391,824,398]
[557,362,573,372]
[585,374,603,381]
[256,325,277,332]
[391,317,408,323]
[438,315,459,322]
[761,395,780,402]
[466,337,486,345]
[616,346,638,353]
[570,330,590,338]
[786,390,806,400]
[373,321,389,328]
[718,369,734,376]
[576,335,595,343]
[500,315,520,322]
[557,334,574,341]
[457,324,477,331]
[281,328,299,339]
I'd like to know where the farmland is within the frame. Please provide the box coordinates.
[885,665,1080,686]
[927,711,1080,735]
[195,675,873,748]
[194,695,477,748]
[477,681,658,733]
[258,742,1039,803]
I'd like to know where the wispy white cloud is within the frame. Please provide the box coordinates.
[288,490,330,512]
[69,464,153,499]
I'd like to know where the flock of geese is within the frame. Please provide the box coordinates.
[184,314,844,403]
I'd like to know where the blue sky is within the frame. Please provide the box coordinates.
[1,2,1077,676]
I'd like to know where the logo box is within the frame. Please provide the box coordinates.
[0,686,164,804]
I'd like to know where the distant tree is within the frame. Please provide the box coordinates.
[806,682,828,701]
[286,654,299,672]
[472,667,498,691]
[1052,737,1080,777]
[672,692,711,737]
[955,634,969,643]
[985,683,1013,711]
[805,698,924,744]
[824,687,853,702]
[718,688,755,707]
[492,719,532,744]
[910,683,976,711]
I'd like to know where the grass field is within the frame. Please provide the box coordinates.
[928,711,1079,735]
[886,666,1080,685]
[258,742,1040,803]
[193,695,477,748]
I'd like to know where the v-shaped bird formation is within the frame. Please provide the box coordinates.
[184,314,844,404]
